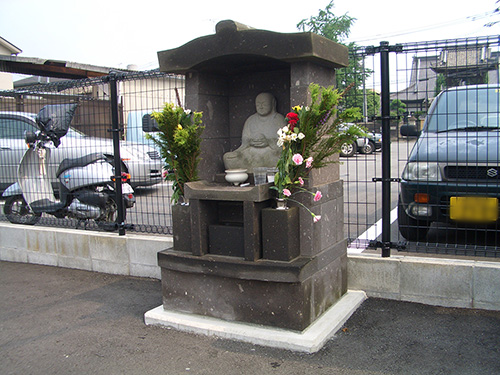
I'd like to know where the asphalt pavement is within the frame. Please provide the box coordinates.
[1,260,500,375]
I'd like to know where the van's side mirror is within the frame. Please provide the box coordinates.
[400,124,421,137]
[142,114,160,132]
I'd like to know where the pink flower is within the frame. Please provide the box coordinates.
[298,177,304,186]
[313,215,321,223]
[283,189,291,197]
[306,157,313,169]
[314,191,322,202]
[292,153,303,166]
[162,170,169,179]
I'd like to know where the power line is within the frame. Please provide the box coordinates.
[350,11,495,44]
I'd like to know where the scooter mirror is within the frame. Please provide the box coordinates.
[24,130,36,145]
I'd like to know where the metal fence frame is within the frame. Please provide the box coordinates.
[343,35,500,257]
[1,35,499,257]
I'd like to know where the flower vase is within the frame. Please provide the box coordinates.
[178,196,189,206]
[276,198,288,210]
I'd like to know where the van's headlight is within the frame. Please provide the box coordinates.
[402,162,442,181]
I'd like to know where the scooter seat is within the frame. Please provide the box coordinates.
[56,153,107,178]
[30,198,66,213]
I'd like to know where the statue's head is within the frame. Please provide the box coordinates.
[255,93,276,116]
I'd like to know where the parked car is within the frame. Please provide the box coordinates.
[0,111,162,192]
[360,131,382,154]
[398,84,500,241]
[339,123,382,157]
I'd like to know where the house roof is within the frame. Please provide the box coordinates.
[0,36,22,55]
[431,47,497,73]
[0,55,125,79]
[391,55,439,102]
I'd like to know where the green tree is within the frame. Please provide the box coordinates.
[297,0,355,43]
[340,88,380,118]
[366,90,380,118]
[297,1,372,117]
[390,99,406,119]
[434,73,447,96]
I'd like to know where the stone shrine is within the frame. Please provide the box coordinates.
[151,20,356,333]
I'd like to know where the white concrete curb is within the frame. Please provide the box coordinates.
[348,253,500,311]
[144,290,367,353]
[0,222,171,279]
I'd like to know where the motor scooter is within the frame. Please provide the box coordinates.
[2,104,135,231]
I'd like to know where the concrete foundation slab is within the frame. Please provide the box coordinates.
[144,290,366,353]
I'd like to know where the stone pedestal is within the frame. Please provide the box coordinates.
[159,173,346,331]
[158,246,347,331]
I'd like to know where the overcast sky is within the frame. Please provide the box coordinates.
[1,0,499,70]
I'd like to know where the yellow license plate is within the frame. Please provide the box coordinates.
[449,197,499,222]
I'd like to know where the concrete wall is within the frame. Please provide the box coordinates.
[1,222,498,312]
[0,223,171,279]
[348,253,500,311]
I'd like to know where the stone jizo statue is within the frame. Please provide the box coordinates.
[223,93,286,172]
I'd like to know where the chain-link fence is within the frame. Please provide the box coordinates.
[1,35,499,257]
[342,35,500,257]
[0,70,183,234]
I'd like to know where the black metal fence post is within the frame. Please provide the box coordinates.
[108,73,126,235]
[380,42,392,257]
[367,41,403,257]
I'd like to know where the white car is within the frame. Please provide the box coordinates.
[0,111,162,191]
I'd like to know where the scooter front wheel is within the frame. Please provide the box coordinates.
[4,195,41,225]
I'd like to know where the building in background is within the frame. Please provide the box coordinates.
[391,46,500,119]
[0,36,22,90]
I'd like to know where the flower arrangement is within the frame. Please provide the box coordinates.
[272,83,364,221]
[147,103,204,204]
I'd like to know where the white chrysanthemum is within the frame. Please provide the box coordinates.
[298,132,305,140]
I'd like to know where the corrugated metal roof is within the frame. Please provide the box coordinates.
[0,55,128,79]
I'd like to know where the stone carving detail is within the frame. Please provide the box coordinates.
[223,93,286,172]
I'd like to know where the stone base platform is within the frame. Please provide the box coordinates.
[144,290,366,353]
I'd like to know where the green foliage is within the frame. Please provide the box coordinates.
[341,88,380,118]
[297,1,355,44]
[273,83,363,199]
[301,84,364,167]
[390,99,406,119]
[336,43,373,93]
[297,2,373,116]
[366,90,381,118]
[434,74,447,96]
[146,103,204,204]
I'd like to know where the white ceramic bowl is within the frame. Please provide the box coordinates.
[225,169,248,186]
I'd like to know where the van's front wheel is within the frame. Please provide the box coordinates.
[4,195,41,225]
